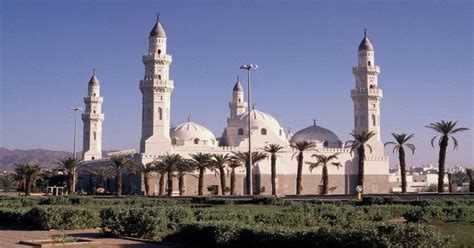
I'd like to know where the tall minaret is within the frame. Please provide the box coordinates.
[228,76,247,120]
[139,14,174,154]
[82,70,104,161]
[351,30,384,154]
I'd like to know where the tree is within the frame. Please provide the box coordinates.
[466,169,474,193]
[384,133,415,193]
[306,153,341,195]
[227,158,242,195]
[109,155,134,196]
[130,162,157,196]
[345,130,376,193]
[189,153,213,195]
[157,153,184,197]
[55,157,85,194]
[426,121,469,192]
[232,151,268,195]
[87,166,113,190]
[154,160,167,196]
[211,154,231,195]
[14,163,42,196]
[175,159,194,196]
[263,144,284,196]
[291,141,316,195]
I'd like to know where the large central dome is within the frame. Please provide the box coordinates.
[170,120,216,146]
[290,123,342,148]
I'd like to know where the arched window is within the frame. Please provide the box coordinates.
[368,61,371,66]
[158,107,163,120]
[261,128,267,135]
[158,49,161,54]
[93,93,96,97]
[194,138,200,144]
[91,157,95,160]
[158,75,161,80]
[238,128,244,135]
[372,114,376,126]
[172,138,177,145]
[323,141,328,147]
[93,131,97,141]
[238,98,241,103]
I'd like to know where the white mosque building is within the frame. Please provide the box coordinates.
[80,16,390,195]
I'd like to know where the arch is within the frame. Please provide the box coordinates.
[371,114,376,126]
[261,128,267,135]
[158,75,162,80]
[172,138,177,145]
[238,128,244,135]
[158,49,162,54]
[91,157,95,160]
[158,107,163,120]
[194,138,200,144]
[368,61,371,66]
[93,131,97,141]
[323,141,328,147]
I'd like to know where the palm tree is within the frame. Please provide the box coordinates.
[55,157,85,194]
[232,151,268,195]
[263,144,284,196]
[291,141,316,195]
[175,159,194,196]
[130,162,157,196]
[227,158,242,195]
[306,153,341,195]
[154,160,167,196]
[345,130,376,193]
[189,153,213,195]
[384,133,416,193]
[426,121,469,193]
[157,153,183,197]
[14,163,42,196]
[87,166,112,189]
[211,154,231,195]
[109,155,134,196]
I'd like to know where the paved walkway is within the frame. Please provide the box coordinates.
[0,226,175,247]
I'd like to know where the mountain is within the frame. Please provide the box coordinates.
[0,147,73,171]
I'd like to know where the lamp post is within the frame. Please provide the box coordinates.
[240,64,258,195]
[71,106,82,159]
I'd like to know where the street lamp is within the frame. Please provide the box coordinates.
[240,64,258,195]
[70,106,82,159]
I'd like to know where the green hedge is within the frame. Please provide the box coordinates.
[22,206,100,230]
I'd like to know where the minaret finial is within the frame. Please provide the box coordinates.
[364,28,367,37]
[313,118,317,126]
[187,114,191,122]
[92,68,96,75]
[156,13,160,23]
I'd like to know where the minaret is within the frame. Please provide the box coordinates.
[351,30,384,154]
[82,70,104,161]
[228,76,247,120]
[139,14,174,154]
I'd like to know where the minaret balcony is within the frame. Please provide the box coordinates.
[352,66,380,74]
[84,96,104,103]
[142,53,172,63]
[351,88,383,97]
[81,113,104,121]
[139,79,174,90]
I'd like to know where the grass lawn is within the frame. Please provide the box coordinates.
[431,221,474,247]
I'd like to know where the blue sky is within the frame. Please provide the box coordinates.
[1,0,472,168]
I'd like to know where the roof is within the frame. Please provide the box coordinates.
[170,120,216,146]
[290,123,341,147]
[358,35,374,51]
[149,15,166,38]
[89,70,99,85]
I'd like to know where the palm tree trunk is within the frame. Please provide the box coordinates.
[271,154,277,196]
[116,166,122,196]
[438,136,448,193]
[178,175,185,196]
[198,167,204,196]
[322,165,328,195]
[245,161,251,195]
[399,147,407,193]
[296,153,303,195]
[143,173,150,196]
[358,146,365,193]
[219,166,226,195]
[230,168,236,195]
[25,179,32,196]
[159,172,165,196]
[72,167,76,194]
[167,170,173,197]
[448,173,453,193]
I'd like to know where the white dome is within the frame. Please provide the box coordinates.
[290,124,342,148]
[170,121,216,146]
[236,109,282,134]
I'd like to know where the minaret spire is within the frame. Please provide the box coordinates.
[364,28,367,37]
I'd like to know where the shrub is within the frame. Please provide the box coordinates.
[23,206,100,230]
[0,208,27,225]
[403,206,443,223]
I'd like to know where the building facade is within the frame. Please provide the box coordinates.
[81,16,390,195]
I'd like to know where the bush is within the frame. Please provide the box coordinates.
[23,206,100,230]
[403,206,443,223]
[0,208,27,225]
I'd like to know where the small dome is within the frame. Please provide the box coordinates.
[358,35,374,51]
[233,81,244,92]
[89,70,99,85]
[149,16,166,38]
[237,109,282,133]
[291,123,341,148]
[170,120,216,146]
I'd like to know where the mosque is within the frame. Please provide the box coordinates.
[80,16,389,195]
